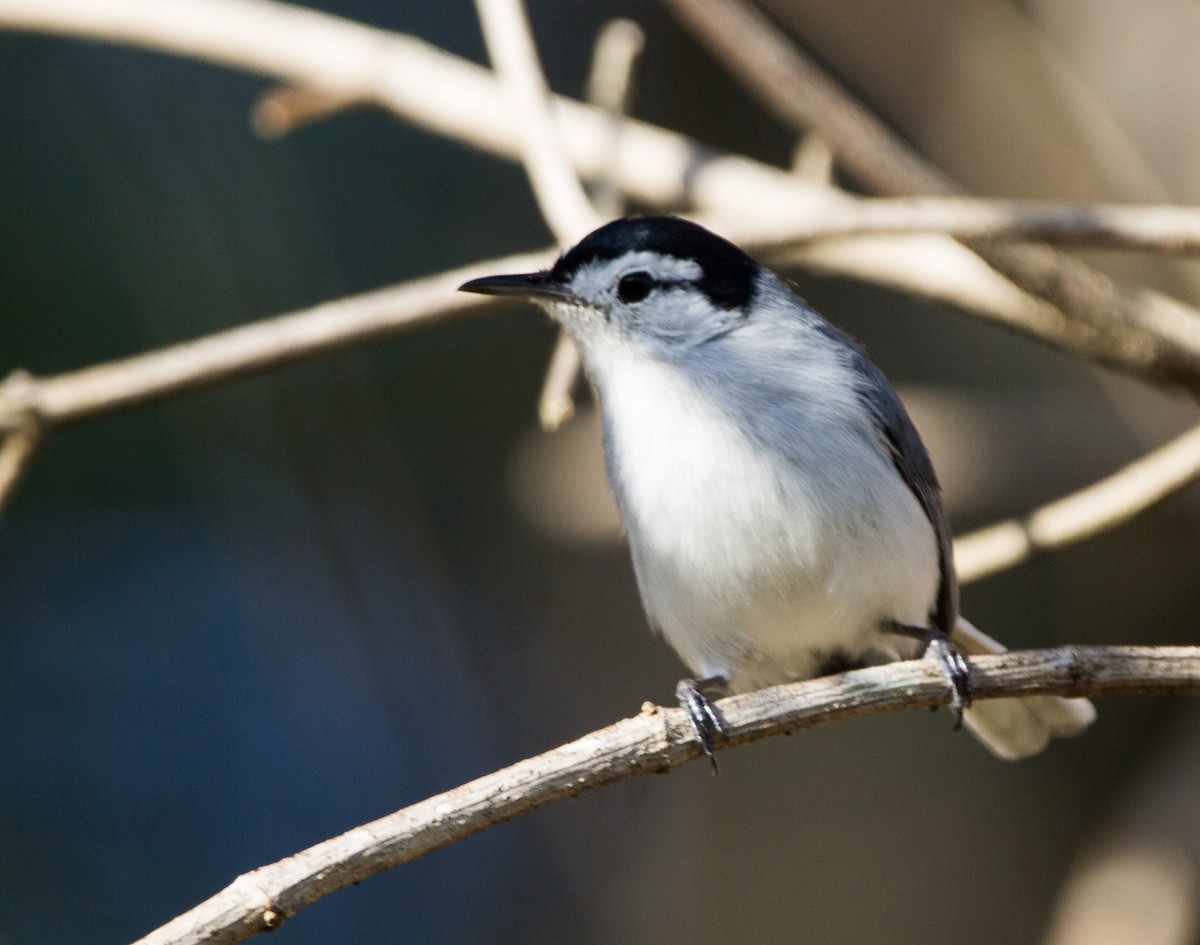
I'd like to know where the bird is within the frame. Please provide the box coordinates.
[460,215,1095,761]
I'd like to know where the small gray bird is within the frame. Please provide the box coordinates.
[461,216,1094,760]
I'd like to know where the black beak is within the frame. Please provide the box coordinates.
[458,272,578,303]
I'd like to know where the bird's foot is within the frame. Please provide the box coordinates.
[675,676,727,773]
[882,621,973,728]
[923,634,973,728]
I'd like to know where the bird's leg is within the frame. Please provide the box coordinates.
[675,675,728,772]
[882,621,973,727]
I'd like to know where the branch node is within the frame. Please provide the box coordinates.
[230,874,286,933]
[0,368,46,433]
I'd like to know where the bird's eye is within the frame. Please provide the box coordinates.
[617,271,655,304]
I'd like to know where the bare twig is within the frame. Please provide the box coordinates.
[8,0,1200,383]
[662,0,1200,386]
[585,18,645,216]
[535,19,644,431]
[474,0,604,429]
[790,133,834,183]
[474,0,602,242]
[0,251,551,436]
[0,371,43,515]
[727,198,1200,256]
[250,85,363,138]
[10,189,1198,437]
[0,427,40,514]
[661,0,953,194]
[955,422,1200,583]
[132,646,1200,945]
[537,334,584,431]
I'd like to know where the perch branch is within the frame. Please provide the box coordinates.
[132,646,1200,945]
[955,421,1200,583]
[7,0,1200,383]
[663,0,1200,386]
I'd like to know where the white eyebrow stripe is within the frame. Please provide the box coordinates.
[569,252,705,297]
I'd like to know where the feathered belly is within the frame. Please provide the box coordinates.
[602,357,938,684]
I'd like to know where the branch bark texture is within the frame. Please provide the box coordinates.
[135,646,1200,945]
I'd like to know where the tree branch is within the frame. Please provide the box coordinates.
[473,0,604,429]
[132,646,1200,945]
[955,422,1200,583]
[9,192,1200,438]
[536,17,644,432]
[729,197,1200,256]
[7,0,1200,384]
[473,0,602,243]
[662,0,1200,386]
[0,251,550,436]
[0,373,43,515]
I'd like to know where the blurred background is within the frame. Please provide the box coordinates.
[0,1,1198,943]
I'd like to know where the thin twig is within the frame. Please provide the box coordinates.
[13,187,1199,436]
[536,18,644,431]
[132,646,1200,945]
[662,0,1200,386]
[0,427,40,515]
[0,372,43,516]
[474,0,604,429]
[250,85,363,138]
[585,18,645,217]
[955,422,1200,583]
[790,133,834,183]
[474,0,602,242]
[537,334,583,431]
[0,251,551,436]
[726,198,1200,256]
[8,0,1200,383]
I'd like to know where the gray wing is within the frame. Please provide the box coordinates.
[839,334,959,635]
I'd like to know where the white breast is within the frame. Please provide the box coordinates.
[593,349,939,689]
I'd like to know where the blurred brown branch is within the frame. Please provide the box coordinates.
[133,645,1200,945]
[249,85,363,138]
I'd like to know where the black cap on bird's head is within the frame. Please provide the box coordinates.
[459,216,758,311]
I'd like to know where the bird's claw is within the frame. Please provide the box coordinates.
[675,677,725,772]
[925,635,973,728]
